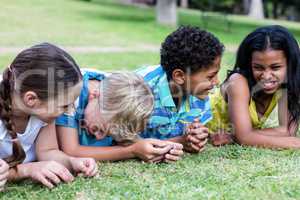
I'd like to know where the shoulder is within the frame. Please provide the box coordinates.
[135,65,163,79]
[224,73,250,96]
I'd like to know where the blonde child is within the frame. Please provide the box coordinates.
[56,70,183,163]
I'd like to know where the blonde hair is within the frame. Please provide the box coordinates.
[99,72,154,142]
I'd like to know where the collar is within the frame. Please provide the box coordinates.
[76,71,106,120]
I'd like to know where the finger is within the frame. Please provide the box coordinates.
[169,149,184,157]
[164,154,181,162]
[43,170,61,186]
[152,145,173,155]
[150,140,169,148]
[194,133,209,140]
[50,166,74,183]
[199,145,206,152]
[84,160,97,177]
[36,174,54,189]
[149,155,164,163]
[0,171,9,182]
[196,138,208,149]
[186,135,201,144]
[190,143,201,152]
[89,164,98,177]
[169,142,183,150]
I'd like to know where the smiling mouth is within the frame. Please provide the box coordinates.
[261,81,278,90]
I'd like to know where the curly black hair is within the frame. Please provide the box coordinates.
[160,26,224,80]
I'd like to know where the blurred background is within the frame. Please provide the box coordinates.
[1,0,300,81]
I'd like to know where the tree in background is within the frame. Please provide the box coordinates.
[248,0,264,19]
[156,0,177,26]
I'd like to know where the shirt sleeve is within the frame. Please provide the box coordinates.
[55,113,78,129]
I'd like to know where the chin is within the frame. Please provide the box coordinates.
[196,94,209,100]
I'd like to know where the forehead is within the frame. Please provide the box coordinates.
[252,50,286,63]
[195,57,221,76]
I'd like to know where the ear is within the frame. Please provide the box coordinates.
[22,91,40,108]
[88,90,100,100]
[94,130,108,140]
[171,69,186,85]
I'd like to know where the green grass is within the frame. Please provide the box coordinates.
[3,145,300,200]
[0,52,235,81]
[2,0,300,199]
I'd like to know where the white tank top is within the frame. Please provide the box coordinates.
[0,116,47,163]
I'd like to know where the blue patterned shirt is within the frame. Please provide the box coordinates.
[136,65,212,139]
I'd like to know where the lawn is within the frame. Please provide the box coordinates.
[1,0,300,199]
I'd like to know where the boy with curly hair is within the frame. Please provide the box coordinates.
[136,26,224,153]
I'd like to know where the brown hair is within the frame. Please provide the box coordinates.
[1,43,82,167]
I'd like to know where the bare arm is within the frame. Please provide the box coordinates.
[227,74,300,149]
[56,126,137,161]
[57,126,180,162]
[35,122,74,170]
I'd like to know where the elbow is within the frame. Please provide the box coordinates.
[234,132,254,146]
[61,145,79,157]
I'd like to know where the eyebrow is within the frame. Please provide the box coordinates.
[252,62,282,67]
[207,70,219,76]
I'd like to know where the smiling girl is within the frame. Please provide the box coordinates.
[0,43,97,189]
[208,25,300,148]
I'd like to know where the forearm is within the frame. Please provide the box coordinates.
[63,145,135,161]
[236,132,300,149]
[37,149,72,170]
[255,127,294,137]
[8,163,33,182]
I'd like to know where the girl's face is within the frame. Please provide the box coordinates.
[251,49,287,94]
[19,81,83,123]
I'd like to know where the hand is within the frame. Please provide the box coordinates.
[210,131,234,146]
[131,139,174,163]
[69,157,98,177]
[163,142,184,163]
[183,119,209,153]
[18,161,74,189]
[0,159,9,191]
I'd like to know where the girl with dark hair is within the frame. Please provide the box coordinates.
[207,25,300,148]
[0,43,97,189]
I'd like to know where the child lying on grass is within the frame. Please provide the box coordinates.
[56,70,183,163]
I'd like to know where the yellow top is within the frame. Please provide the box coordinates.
[207,88,281,133]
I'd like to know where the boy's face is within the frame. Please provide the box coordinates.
[175,56,221,99]
[83,93,109,140]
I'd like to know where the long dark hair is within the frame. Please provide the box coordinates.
[1,43,82,167]
[227,25,300,127]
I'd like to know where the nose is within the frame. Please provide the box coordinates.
[212,76,219,86]
[262,70,273,80]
